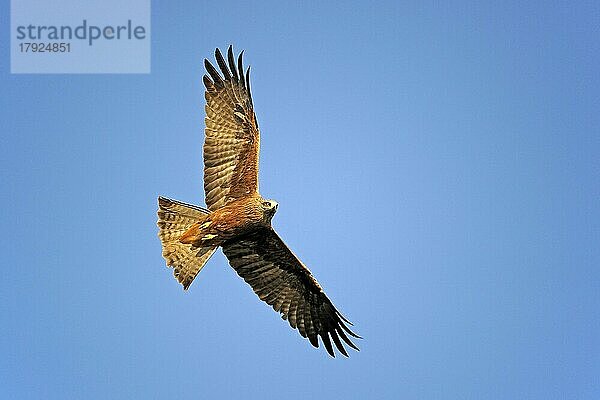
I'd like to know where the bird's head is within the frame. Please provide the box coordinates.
[261,198,279,221]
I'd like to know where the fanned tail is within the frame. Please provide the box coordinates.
[157,196,217,290]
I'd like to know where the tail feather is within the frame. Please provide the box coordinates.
[157,196,217,290]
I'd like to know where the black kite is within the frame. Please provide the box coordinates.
[157,46,360,357]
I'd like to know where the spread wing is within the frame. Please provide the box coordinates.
[222,227,361,357]
[203,46,260,211]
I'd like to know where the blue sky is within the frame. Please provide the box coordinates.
[1,1,599,399]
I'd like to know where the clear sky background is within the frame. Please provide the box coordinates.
[1,1,599,399]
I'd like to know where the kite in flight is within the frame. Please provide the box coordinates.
[157,46,360,357]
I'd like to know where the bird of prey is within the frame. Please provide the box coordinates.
[157,46,360,357]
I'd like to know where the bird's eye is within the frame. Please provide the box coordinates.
[263,201,271,208]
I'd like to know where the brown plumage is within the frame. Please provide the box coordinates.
[157,46,360,357]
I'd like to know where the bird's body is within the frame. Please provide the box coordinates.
[179,194,277,247]
[157,46,360,357]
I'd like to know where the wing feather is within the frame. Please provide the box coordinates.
[222,227,360,357]
[203,46,259,211]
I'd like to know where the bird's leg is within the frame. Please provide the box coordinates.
[179,218,216,245]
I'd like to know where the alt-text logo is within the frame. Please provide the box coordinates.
[11,0,150,74]
[16,20,147,46]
